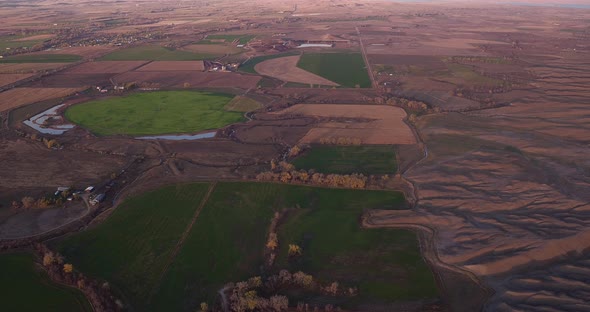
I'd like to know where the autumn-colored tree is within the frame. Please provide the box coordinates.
[199,302,208,312]
[289,145,302,157]
[288,244,302,257]
[42,252,54,266]
[266,233,278,250]
[293,272,313,288]
[326,282,339,296]
[21,196,35,209]
[269,295,289,311]
[63,263,74,273]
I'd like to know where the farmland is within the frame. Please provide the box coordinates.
[53,182,436,311]
[0,253,92,312]
[255,55,340,86]
[239,52,299,74]
[135,61,205,71]
[223,95,262,112]
[297,53,371,88]
[65,91,244,136]
[0,87,84,112]
[292,145,398,174]
[55,183,211,310]
[99,45,210,61]
[0,54,82,63]
[273,104,416,145]
[0,73,33,87]
[0,63,68,73]
[204,34,255,45]
[64,61,148,74]
[181,44,243,57]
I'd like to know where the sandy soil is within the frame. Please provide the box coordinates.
[0,73,34,87]
[134,61,205,72]
[0,87,84,112]
[64,61,149,74]
[273,104,416,145]
[254,55,339,86]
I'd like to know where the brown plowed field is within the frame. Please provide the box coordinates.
[113,71,260,89]
[24,74,114,88]
[254,55,339,86]
[0,73,34,87]
[134,61,205,72]
[64,61,148,74]
[274,104,416,145]
[30,45,116,58]
[0,87,84,112]
[0,63,68,74]
[181,44,243,55]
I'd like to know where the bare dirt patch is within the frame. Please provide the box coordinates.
[0,87,84,112]
[0,73,34,87]
[64,61,148,74]
[134,61,205,72]
[0,63,68,74]
[273,104,416,145]
[254,55,339,86]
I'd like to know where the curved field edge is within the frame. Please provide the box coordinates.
[64,91,245,136]
[54,182,441,312]
[0,252,92,312]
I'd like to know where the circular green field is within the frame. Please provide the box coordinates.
[65,91,244,136]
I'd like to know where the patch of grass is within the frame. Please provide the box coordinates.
[55,183,211,310]
[239,52,299,74]
[65,91,244,136]
[224,95,262,112]
[99,45,210,61]
[0,252,92,312]
[297,53,371,88]
[151,183,434,311]
[0,54,82,63]
[275,196,436,303]
[292,145,398,174]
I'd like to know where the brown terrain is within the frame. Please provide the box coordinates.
[273,104,416,145]
[134,61,206,72]
[0,0,589,311]
[254,55,339,86]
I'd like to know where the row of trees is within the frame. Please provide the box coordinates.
[34,244,122,312]
[211,270,357,312]
[256,170,367,189]
[14,189,76,210]
[318,137,362,146]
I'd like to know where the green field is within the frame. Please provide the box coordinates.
[292,145,398,174]
[99,45,212,61]
[239,52,299,74]
[0,54,82,63]
[56,182,437,311]
[65,91,244,136]
[56,183,211,310]
[0,252,92,312]
[297,53,371,88]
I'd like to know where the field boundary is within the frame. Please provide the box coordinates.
[148,182,217,300]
